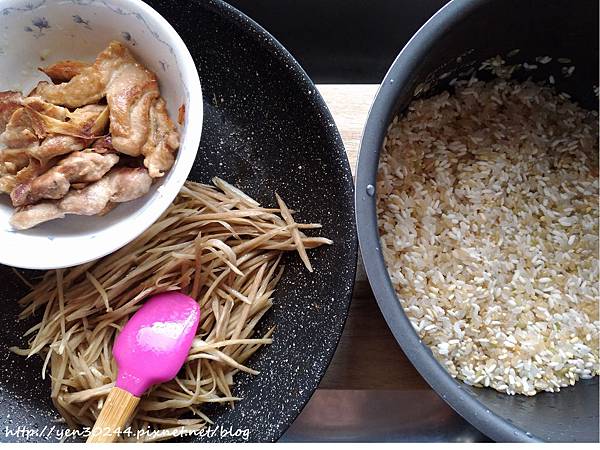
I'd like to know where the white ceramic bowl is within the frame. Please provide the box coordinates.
[0,0,202,269]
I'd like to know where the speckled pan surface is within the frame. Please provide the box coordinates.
[0,0,357,442]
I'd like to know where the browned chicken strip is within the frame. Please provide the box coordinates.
[39,60,91,83]
[0,91,24,133]
[33,42,177,170]
[33,66,105,108]
[14,158,50,185]
[0,149,29,175]
[30,135,85,162]
[0,103,108,150]
[70,104,109,129]
[26,104,107,139]
[0,150,29,193]
[22,96,69,120]
[0,108,44,148]
[11,151,119,206]
[21,98,106,128]
[101,42,160,156]
[0,173,17,194]
[34,105,109,161]
[2,103,109,163]
[103,167,153,202]
[10,167,152,229]
[33,41,136,108]
[10,202,64,229]
[33,41,157,115]
[0,153,54,194]
[142,98,179,177]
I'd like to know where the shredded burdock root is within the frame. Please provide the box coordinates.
[12,178,332,442]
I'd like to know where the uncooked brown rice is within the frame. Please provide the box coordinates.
[377,78,599,396]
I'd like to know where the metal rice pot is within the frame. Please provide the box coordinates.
[356,0,599,442]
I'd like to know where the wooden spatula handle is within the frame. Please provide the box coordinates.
[87,387,140,443]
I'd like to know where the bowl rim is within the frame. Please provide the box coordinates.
[355,0,541,443]
[0,0,203,270]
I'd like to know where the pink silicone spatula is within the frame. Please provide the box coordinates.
[87,292,200,443]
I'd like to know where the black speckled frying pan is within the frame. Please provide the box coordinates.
[0,0,357,442]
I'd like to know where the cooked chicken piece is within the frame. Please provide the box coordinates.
[1,104,108,166]
[0,103,106,149]
[40,60,91,83]
[30,135,85,162]
[0,108,104,156]
[101,43,160,156]
[102,167,152,202]
[14,157,45,185]
[97,202,117,216]
[0,149,29,174]
[0,175,16,194]
[70,104,109,128]
[33,67,105,108]
[33,42,174,162]
[16,156,59,188]
[10,202,64,229]
[177,104,185,126]
[0,152,52,194]
[30,107,109,161]
[0,91,23,133]
[11,151,119,206]
[0,108,44,148]
[25,105,107,139]
[33,42,133,108]
[21,97,105,127]
[142,98,179,177]
[0,149,29,193]
[33,41,158,114]
[10,167,152,229]
[22,96,69,120]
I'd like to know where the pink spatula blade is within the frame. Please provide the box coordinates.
[113,292,200,397]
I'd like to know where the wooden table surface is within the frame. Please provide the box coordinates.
[314,84,428,391]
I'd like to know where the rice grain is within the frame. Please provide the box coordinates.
[377,78,599,396]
